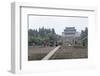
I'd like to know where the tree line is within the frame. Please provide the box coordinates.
[28,27,59,46]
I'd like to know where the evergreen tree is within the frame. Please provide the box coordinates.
[28,27,58,46]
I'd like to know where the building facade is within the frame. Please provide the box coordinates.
[62,27,81,46]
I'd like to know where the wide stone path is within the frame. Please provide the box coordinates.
[42,45,61,60]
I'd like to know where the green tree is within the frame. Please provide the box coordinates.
[80,27,88,47]
[80,27,88,39]
[28,27,58,46]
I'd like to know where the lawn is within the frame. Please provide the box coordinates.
[50,46,88,60]
[28,46,55,60]
[28,46,88,61]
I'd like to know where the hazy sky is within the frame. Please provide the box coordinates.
[29,15,88,35]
